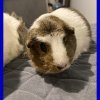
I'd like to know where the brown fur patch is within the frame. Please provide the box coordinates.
[12,13,29,57]
[27,38,54,73]
[11,12,28,48]
[63,27,76,63]
[17,22,28,46]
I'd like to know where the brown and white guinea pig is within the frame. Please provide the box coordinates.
[4,13,27,66]
[26,8,91,74]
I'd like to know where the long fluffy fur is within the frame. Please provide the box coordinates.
[31,8,91,61]
[4,13,24,66]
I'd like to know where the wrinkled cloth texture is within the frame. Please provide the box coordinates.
[4,24,96,100]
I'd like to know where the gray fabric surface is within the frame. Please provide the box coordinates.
[4,0,47,27]
[4,24,96,100]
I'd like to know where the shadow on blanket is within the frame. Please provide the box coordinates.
[4,40,96,98]
[4,58,29,98]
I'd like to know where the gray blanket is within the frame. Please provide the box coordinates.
[4,24,96,100]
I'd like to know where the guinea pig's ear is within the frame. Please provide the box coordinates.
[64,25,74,35]
[27,38,36,48]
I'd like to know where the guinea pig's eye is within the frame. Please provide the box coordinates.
[63,36,67,43]
[39,42,47,53]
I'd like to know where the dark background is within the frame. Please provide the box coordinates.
[4,0,70,27]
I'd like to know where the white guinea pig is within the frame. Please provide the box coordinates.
[4,13,27,66]
[27,8,91,74]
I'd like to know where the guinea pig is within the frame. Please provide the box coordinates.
[4,13,28,66]
[26,8,91,74]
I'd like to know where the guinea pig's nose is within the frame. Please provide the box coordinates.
[57,66,63,70]
[57,64,67,70]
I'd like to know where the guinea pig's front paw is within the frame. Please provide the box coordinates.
[19,51,29,59]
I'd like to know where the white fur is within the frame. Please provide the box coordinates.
[51,35,68,67]
[30,8,91,68]
[4,13,23,66]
